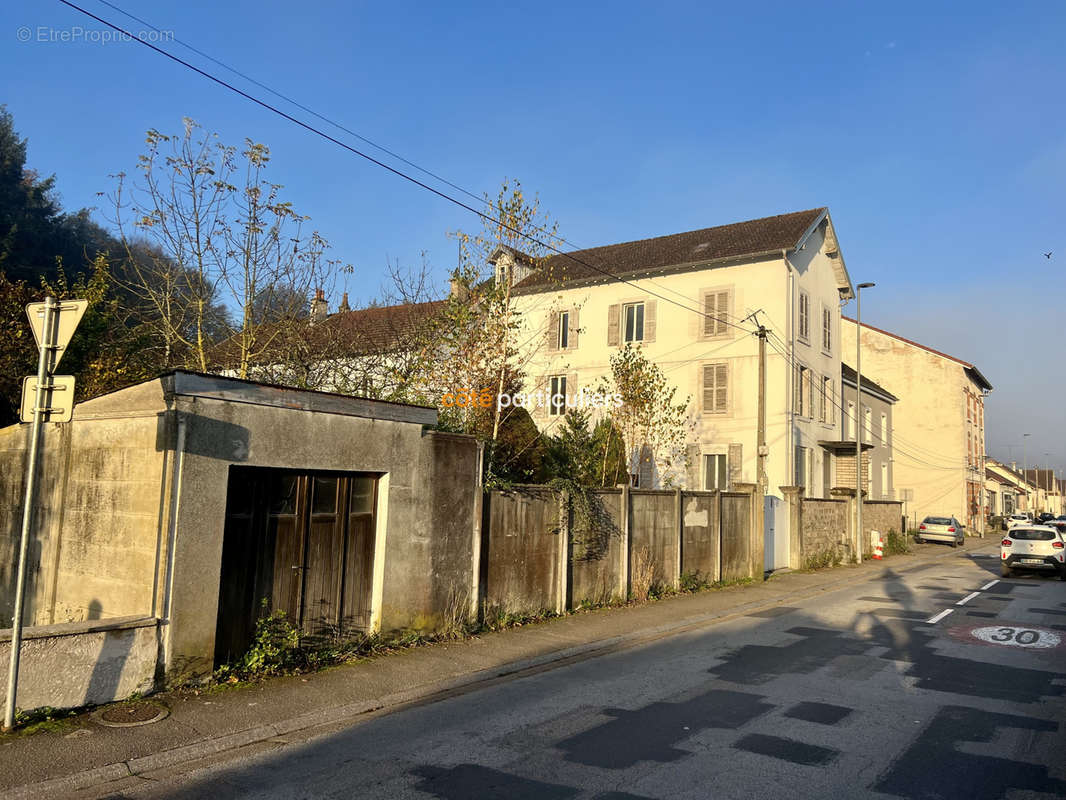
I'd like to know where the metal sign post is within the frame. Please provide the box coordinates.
[4,296,84,731]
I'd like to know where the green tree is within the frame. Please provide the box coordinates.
[597,344,693,488]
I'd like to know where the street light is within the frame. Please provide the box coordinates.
[855,282,875,563]
[1023,433,1031,515]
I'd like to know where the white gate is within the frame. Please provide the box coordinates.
[763,494,790,571]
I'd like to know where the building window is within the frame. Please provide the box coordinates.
[623,302,644,343]
[846,400,856,440]
[805,370,814,420]
[548,375,567,416]
[796,365,809,417]
[798,292,810,342]
[863,407,872,442]
[880,412,887,446]
[703,290,730,338]
[702,362,728,414]
[558,310,569,349]
[881,462,889,499]
[704,454,728,490]
[822,307,832,353]
[822,377,832,423]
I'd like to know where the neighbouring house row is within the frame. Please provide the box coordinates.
[306,207,992,534]
[0,372,903,712]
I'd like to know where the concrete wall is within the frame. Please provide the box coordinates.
[569,489,624,607]
[166,393,477,680]
[482,485,756,617]
[0,617,158,710]
[1,374,481,696]
[0,381,169,628]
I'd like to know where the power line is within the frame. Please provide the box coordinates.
[65,0,759,343]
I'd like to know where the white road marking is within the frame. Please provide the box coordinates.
[956,591,981,606]
[980,580,999,590]
[925,608,954,624]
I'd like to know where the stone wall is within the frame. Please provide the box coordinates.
[800,497,849,565]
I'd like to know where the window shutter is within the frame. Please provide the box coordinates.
[568,371,578,410]
[728,443,743,488]
[545,311,559,351]
[643,300,656,342]
[607,304,620,346]
[568,307,579,350]
[703,291,729,337]
[702,363,728,413]
[715,364,727,412]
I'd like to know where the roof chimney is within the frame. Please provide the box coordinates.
[310,288,328,323]
[338,292,350,313]
[449,274,470,301]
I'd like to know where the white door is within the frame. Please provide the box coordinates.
[764,494,790,571]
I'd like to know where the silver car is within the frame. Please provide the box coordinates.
[916,515,966,547]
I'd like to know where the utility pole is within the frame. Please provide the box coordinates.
[757,325,768,494]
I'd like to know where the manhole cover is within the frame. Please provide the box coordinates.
[92,701,169,728]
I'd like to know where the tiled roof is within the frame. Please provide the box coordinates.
[512,208,827,291]
[323,299,446,353]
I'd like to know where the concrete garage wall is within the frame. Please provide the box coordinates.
[378,431,481,631]
[165,380,475,680]
[0,617,158,709]
[0,381,170,629]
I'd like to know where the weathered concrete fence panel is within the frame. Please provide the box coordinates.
[482,488,560,615]
[681,490,720,583]
[719,492,752,581]
[569,489,623,607]
[629,490,679,592]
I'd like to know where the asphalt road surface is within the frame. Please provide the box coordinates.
[108,545,1066,800]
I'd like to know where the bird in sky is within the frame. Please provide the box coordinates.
[1044,252,1052,259]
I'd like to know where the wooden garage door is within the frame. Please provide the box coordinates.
[214,468,378,666]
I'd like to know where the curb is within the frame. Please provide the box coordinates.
[9,543,982,798]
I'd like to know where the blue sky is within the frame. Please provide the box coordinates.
[4,0,1065,472]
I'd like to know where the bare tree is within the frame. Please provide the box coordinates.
[109,118,347,375]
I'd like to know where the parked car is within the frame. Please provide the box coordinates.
[1001,525,1066,579]
[1007,514,1030,528]
[916,516,966,547]
[1038,512,1056,523]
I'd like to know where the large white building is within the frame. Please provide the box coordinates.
[840,318,992,531]
[506,208,856,499]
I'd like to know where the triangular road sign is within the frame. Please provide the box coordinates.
[26,299,88,372]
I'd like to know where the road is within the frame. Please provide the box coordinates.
[104,544,1066,800]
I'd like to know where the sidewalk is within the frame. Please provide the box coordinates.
[0,540,989,798]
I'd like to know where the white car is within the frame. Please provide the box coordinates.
[1001,525,1066,579]
[1006,514,1030,528]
